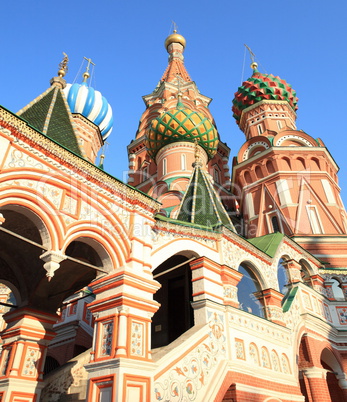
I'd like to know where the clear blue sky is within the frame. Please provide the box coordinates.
[2,1,347,202]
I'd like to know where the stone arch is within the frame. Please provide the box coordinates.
[320,348,346,401]
[151,238,216,270]
[0,201,57,250]
[0,280,20,310]
[63,227,122,272]
[0,202,63,310]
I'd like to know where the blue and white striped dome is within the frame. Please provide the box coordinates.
[64,83,113,140]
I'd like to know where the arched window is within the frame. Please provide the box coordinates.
[142,165,149,181]
[237,264,263,317]
[277,258,288,295]
[137,157,142,170]
[244,171,252,185]
[300,260,312,287]
[271,350,281,372]
[266,160,275,174]
[249,343,260,366]
[261,347,271,368]
[214,168,221,184]
[255,166,263,179]
[331,278,344,300]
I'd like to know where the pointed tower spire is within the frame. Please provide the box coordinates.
[161,30,191,83]
[17,53,82,156]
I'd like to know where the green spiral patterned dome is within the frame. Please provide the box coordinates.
[232,69,298,125]
[146,101,219,160]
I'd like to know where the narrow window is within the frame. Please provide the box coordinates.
[214,168,220,184]
[272,216,280,233]
[163,158,167,176]
[307,206,323,234]
[257,124,263,134]
[276,179,293,205]
[181,154,186,171]
[277,120,282,130]
[142,166,148,181]
[321,179,336,204]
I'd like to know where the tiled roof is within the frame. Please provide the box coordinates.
[176,163,235,231]
[18,86,81,156]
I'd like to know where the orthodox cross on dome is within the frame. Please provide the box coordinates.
[83,57,95,83]
[244,44,258,71]
[58,52,69,78]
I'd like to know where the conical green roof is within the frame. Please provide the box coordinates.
[18,86,82,156]
[176,162,234,231]
[146,101,218,160]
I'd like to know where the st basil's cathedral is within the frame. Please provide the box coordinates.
[0,31,347,401]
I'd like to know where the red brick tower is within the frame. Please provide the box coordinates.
[232,62,347,267]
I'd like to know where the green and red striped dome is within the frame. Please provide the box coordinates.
[232,68,298,124]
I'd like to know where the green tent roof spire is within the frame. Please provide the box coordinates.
[17,79,82,156]
[176,163,235,231]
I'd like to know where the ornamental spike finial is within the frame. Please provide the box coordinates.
[58,52,69,78]
[192,138,202,167]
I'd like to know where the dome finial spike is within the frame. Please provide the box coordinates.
[82,56,95,83]
[58,52,69,78]
[193,138,202,167]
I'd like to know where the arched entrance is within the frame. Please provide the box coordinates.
[152,254,194,349]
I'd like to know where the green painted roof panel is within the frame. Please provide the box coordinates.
[247,232,284,258]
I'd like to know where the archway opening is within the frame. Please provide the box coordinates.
[237,264,264,317]
[152,255,194,349]
[321,348,345,401]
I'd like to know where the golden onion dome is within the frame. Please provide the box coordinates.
[165,30,186,50]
